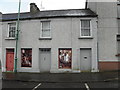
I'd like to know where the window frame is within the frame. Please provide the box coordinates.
[40,21,51,39]
[80,19,92,37]
[58,48,72,69]
[21,48,32,68]
[7,22,17,39]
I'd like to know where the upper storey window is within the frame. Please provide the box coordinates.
[8,23,16,38]
[80,20,91,37]
[40,21,51,38]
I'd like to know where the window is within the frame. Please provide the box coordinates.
[21,49,32,67]
[58,48,72,69]
[41,21,51,38]
[80,20,91,37]
[8,23,16,38]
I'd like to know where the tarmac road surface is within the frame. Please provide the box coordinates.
[2,80,119,89]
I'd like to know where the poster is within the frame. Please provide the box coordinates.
[21,49,32,67]
[58,49,72,69]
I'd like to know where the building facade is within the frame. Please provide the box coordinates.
[0,12,2,65]
[1,0,120,73]
[1,3,98,73]
[87,0,120,71]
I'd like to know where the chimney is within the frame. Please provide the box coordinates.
[85,0,88,9]
[30,3,40,14]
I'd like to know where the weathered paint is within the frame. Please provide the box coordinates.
[99,62,120,71]
[6,49,14,71]
[2,17,98,73]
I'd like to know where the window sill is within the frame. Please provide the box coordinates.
[5,37,16,40]
[78,37,94,39]
[39,38,52,40]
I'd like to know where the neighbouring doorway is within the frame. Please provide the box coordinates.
[6,49,14,71]
[39,48,51,73]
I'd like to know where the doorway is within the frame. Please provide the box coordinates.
[80,48,92,71]
[6,49,14,71]
[39,48,51,73]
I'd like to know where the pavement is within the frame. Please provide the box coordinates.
[2,71,119,83]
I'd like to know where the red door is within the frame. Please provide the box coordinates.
[6,49,14,71]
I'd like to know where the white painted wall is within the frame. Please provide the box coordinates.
[2,17,98,73]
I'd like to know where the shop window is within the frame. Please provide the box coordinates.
[58,48,72,69]
[21,48,32,67]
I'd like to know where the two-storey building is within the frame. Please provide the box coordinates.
[1,3,98,73]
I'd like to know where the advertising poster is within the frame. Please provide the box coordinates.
[58,49,72,69]
[21,49,32,67]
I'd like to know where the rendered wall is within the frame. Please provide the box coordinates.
[2,17,98,73]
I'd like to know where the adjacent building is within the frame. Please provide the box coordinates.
[0,12,2,65]
[87,0,120,71]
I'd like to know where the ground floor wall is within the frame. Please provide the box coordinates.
[2,46,98,73]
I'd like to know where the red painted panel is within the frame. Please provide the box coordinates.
[99,62,120,71]
[6,50,14,71]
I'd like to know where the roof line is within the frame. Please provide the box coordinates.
[3,8,90,15]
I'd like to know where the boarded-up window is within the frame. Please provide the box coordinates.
[58,48,72,69]
[21,49,32,67]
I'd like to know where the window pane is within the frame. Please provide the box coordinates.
[41,21,51,38]
[81,20,91,36]
[42,29,50,37]
[8,23,16,37]
[42,22,50,29]
[81,20,90,28]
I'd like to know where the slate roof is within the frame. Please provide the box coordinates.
[1,9,97,21]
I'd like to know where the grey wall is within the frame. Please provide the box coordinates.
[0,12,2,63]
[2,17,98,73]
[88,1,118,62]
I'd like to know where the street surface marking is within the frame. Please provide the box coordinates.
[32,83,41,90]
[85,83,90,90]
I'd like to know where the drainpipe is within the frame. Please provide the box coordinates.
[14,0,21,73]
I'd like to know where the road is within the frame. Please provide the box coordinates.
[2,80,119,89]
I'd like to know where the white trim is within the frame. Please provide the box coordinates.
[7,22,17,38]
[58,47,72,49]
[40,21,51,38]
[80,19,92,37]
[21,48,32,68]
[5,47,15,49]
[99,60,120,62]
[21,47,32,49]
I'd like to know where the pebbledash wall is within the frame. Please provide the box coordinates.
[1,7,98,73]
[87,0,120,71]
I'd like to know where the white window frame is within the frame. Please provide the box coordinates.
[80,19,92,37]
[40,21,51,38]
[7,22,16,38]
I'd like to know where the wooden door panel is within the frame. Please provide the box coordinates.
[6,51,14,71]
